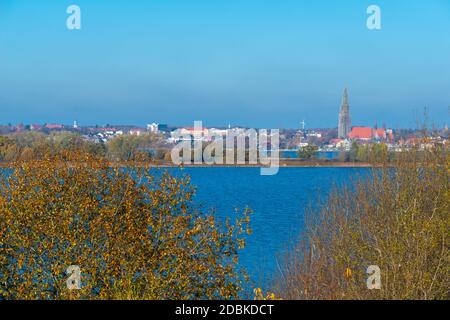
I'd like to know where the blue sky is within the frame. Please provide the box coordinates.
[0,0,449,128]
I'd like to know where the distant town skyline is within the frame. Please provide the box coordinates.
[1,0,449,128]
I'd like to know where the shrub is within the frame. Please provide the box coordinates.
[297,145,319,160]
[0,132,106,161]
[106,134,163,162]
[275,147,449,299]
[0,151,250,300]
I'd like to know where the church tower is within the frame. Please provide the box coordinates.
[338,88,351,138]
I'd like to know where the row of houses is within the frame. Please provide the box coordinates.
[325,126,395,151]
[325,126,448,151]
[166,126,285,144]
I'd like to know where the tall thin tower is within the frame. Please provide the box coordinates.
[338,88,351,138]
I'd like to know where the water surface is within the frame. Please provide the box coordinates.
[165,167,368,291]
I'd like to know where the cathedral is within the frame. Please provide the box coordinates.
[338,88,351,138]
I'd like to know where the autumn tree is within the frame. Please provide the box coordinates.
[0,151,250,300]
[106,134,163,162]
[0,132,105,161]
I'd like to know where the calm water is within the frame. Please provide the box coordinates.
[281,150,340,159]
[3,166,367,294]
[164,167,368,291]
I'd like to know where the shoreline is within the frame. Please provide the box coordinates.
[150,161,374,168]
[0,160,374,169]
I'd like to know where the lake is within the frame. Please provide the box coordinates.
[2,165,368,296]
[164,167,368,293]
[281,150,340,160]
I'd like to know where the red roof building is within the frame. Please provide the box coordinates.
[348,127,386,140]
[330,138,344,145]
[96,128,118,133]
[45,124,64,130]
[30,124,43,131]
[178,127,209,135]
[129,128,146,136]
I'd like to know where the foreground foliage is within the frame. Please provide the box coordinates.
[276,147,449,299]
[0,151,250,299]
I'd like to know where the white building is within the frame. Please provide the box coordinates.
[147,123,159,133]
[129,128,145,136]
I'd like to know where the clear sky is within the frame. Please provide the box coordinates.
[0,0,449,128]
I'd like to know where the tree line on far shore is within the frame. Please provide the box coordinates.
[297,142,392,163]
[0,131,171,163]
[0,130,401,165]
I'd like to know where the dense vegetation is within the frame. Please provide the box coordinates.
[0,151,250,299]
[275,146,449,299]
[297,145,319,160]
[340,142,389,162]
[0,131,168,163]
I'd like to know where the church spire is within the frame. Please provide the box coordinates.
[342,88,349,106]
[338,88,351,138]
